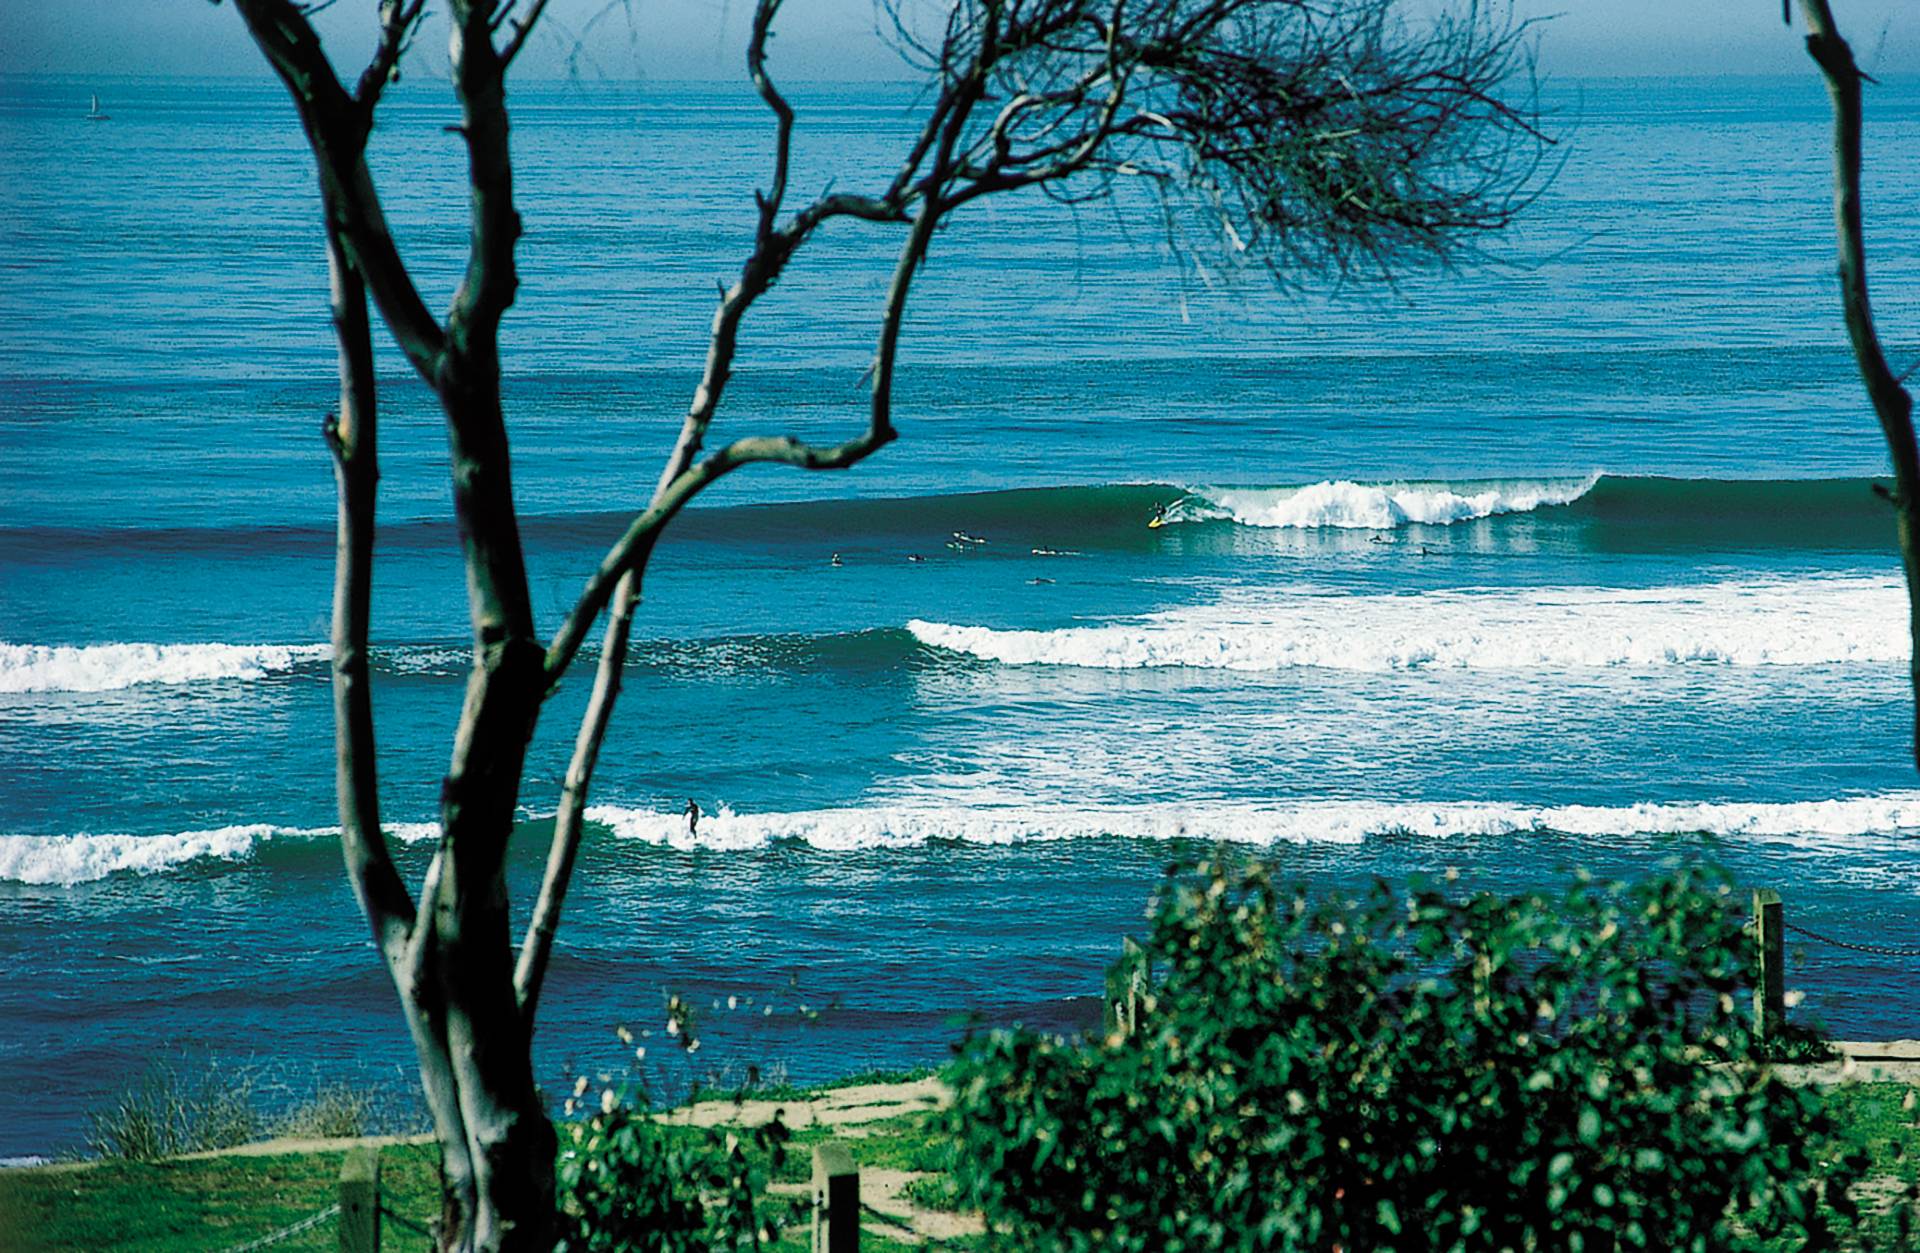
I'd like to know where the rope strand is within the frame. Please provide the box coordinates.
[1782,920,1920,958]
[218,1203,340,1253]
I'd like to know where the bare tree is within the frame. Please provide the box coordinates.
[219,0,1543,1246]
[1791,0,1920,769]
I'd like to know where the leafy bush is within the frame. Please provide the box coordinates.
[941,860,1865,1251]
[554,1079,796,1252]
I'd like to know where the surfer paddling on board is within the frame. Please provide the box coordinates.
[685,799,701,837]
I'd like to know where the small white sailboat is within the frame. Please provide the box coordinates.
[85,93,110,122]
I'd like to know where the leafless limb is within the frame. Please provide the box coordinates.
[233,0,447,372]
[1794,0,1920,768]
[322,236,413,977]
[500,0,555,67]
[356,0,428,106]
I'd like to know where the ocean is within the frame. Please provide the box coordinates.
[2,70,1919,1158]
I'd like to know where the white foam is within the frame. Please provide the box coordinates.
[584,794,1920,852]
[909,575,1907,671]
[15,795,1920,882]
[1169,475,1599,530]
[0,821,440,886]
[0,825,285,885]
[0,641,329,694]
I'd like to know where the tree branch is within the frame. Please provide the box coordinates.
[514,569,637,1017]
[354,0,428,109]
[231,0,447,376]
[1796,0,1920,768]
[446,0,524,352]
[323,230,416,978]
[749,0,795,239]
[500,0,554,69]
[542,202,931,685]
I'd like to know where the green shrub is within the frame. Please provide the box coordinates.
[554,1081,796,1252]
[941,860,1865,1251]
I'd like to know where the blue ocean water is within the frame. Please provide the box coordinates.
[3,71,1920,1157]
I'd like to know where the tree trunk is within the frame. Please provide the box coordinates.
[425,361,557,1251]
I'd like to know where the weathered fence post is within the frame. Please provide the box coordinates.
[1753,888,1785,1040]
[339,1143,381,1253]
[812,1140,858,1253]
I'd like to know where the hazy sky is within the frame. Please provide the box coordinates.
[1,1,1914,81]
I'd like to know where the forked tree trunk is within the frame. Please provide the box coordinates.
[420,347,558,1249]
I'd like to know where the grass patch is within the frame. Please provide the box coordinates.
[0,1141,443,1253]
[900,1172,965,1213]
[1810,1083,1920,1247]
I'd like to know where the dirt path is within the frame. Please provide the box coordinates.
[677,1078,984,1245]
[1780,1039,1920,1086]
[659,1076,948,1130]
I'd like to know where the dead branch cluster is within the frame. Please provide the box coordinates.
[883,0,1547,274]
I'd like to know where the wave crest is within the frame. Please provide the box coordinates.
[1168,475,1599,530]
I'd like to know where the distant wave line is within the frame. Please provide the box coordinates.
[10,570,1912,695]
[2,475,1902,556]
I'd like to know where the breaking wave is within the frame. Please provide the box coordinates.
[0,822,439,887]
[586,795,1920,852]
[0,642,331,694]
[14,794,1920,884]
[1165,474,1601,530]
[909,575,1907,671]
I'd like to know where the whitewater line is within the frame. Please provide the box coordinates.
[586,795,1920,853]
[910,574,1909,671]
[11,794,1920,884]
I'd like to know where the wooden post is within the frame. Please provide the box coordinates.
[339,1144,381,1253]
[1104,937,1148,1038]
[1753,889,1785,1040]
[812,1141,859,1253]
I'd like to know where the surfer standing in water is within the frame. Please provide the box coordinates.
[685,798,701,837]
